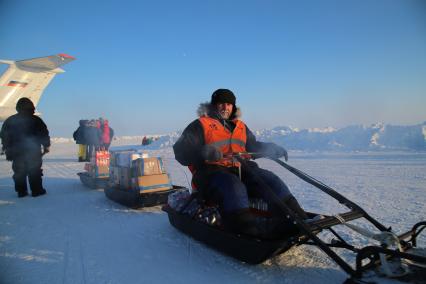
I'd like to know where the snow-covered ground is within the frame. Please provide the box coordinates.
[0,140,425,284]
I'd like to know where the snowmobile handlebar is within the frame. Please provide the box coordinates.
[222,154,426,279]
[267,157,390,232]
[222,152,266,160]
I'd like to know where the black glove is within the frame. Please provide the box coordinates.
[42,146,50,155]
[262,143,288,161]
[201,145,223,162]
[5,149,14,161]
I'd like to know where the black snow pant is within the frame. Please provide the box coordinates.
[12,152,44,195]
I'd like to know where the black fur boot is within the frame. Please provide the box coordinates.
[284,196,308,219]
[223,209,299,239]
[223,209,260,236]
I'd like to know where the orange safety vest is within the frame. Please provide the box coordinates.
[199,116,247,168]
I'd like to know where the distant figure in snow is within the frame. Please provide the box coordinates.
[82,119,101,159]
[142,136,153,146]
[99,118,114,150]
[142,136,148,146]
[173,89,307,238]
[73,118,114,161]
[73,119,89,162]
[0,98,50,198]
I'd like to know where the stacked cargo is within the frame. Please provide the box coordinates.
[78,150,110,189]
[84,150,110,178]
[105,149,180,208]
[109,150,172,193]
[109,150,141,189]
[131,157,172,192]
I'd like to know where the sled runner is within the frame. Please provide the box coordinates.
[104,185,182,209]
[163,153,426,282]
[77,172,109,189]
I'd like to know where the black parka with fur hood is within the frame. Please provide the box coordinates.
[173,103,275,186]
[0,110,50,161]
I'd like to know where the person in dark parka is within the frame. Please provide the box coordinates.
[85,119,103,158]
[0,98,50,197]
[73,119,89,162]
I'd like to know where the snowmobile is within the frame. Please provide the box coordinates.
[78,172,109,189]
[104,184,182,209]
[163,153,426,282]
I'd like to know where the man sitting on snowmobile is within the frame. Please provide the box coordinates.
[173,89,307,238]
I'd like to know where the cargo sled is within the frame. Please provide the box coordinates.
[78,150,110,189]
[105,185,183,209]
[77,172,109,189]
[163,153,426,282]
[106,151,181,208]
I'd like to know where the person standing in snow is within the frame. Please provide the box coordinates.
[173,89,307,238]
[84,119,102,159]
[99,118,114,150]
[0,98,50,197]
[142,136,148,146]
[73,119,89,162]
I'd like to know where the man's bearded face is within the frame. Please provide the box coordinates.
[216,103,233,120]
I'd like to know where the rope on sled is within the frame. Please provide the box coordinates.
[334,214,411,278]
[403,248,426,269]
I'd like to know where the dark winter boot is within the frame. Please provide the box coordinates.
[223,210,300,239]
[223,209,262,236]
[13,172,28,196]
[262,216,301,238]
[32,188,47,197]
[284,196,308,219]
[28,167,46,197]
[17,191,28,198]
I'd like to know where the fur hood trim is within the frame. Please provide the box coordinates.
[196,102,241,120]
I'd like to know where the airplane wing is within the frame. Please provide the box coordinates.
[15,53,76,72]
[0,54,75,121]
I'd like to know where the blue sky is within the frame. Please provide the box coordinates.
[1,0,425,136]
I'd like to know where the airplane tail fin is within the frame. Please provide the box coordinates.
[0,54,75,114]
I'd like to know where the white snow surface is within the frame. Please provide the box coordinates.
[423,126,426,140]
[254,122,426,151]
[1,139,425,284]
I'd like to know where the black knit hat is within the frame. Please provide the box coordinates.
[16,97,35,113]
[211,89,236,105]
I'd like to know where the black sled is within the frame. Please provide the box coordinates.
[78,172,109,189]
[163,153,426,282]
[163,201,321,264]
[104,185,183,209]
